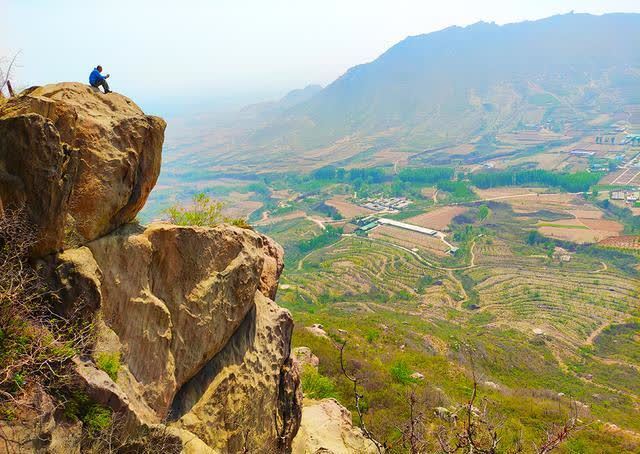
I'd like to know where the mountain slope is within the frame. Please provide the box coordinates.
[159,12,640,176]
[233,13,638,162]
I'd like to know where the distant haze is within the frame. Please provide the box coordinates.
[5,0,640,114]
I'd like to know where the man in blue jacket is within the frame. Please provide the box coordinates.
[89,65,111,93]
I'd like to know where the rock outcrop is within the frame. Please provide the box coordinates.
[292,399,378,454]
[50,223,302,450]
[0,84,301,452]
[292,346,320,370]
[0,83,165,255]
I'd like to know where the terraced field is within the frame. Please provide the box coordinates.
[283,237,453,310]
[285,230,639,355]
[466,237,638,350]
[263,193,640,451]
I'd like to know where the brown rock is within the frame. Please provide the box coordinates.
[292,399,379,454]
[172,291,301,452]
[0,113,79,256]
[306,323,328,338]
[0,83,165,255]
[259,233,285,299]
[0,385,82,453]
[84,223,266,416]
[49,222,297,449]
[292,346,320,370]
[41,246,103,318]
[72,355,148,427]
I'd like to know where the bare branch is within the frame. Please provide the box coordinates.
[0,51,21,95]
[338,341,385,453]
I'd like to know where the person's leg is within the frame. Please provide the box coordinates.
[98,79,111,93]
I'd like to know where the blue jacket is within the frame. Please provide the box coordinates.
[89,68,105,86]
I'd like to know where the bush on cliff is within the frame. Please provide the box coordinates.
[164,192,251,228]
[95,351,121,381]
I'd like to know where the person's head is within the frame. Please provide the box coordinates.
[97,65,103,72]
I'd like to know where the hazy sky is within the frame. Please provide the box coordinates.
[3,0,640,113]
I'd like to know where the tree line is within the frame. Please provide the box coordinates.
[470,169,602,193]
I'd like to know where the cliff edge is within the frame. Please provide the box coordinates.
[0,84,301,452]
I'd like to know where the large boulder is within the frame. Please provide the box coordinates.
[0,83,165,255]
[292,346,320,370]
[84,222,266,416]
[4,81,302,451]
[292,399,379,454]
[172,291,302,452]
[48,222,301,450]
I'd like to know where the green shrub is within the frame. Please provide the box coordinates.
[301,365,337,399]
[84,405,112,433]
[364,328,380,343]
[95,351,121,381]
[164,193,251,228]
[390,360,417,385]
[63,391,112,433]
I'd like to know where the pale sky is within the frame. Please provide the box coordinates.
[3,0,640,113]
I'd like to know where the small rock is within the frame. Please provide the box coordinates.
[533,328,544,335]
[306,324,328,338]
[292,347,320,370]
[292,399,379,453]
[410,372,425,380]
[483,381,499,390]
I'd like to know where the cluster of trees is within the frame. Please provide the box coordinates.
[437,180,474,200]
[597,199,640,234]
[311,165,386,184]
[298,225,343,254]
[470,169,601,193]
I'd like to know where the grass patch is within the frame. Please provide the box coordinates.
[63,391,113,433]
[390,360,418,385]
[537,222,589,229]
[95,351,121,381]
[301,365,337,399]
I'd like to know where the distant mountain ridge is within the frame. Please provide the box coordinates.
[167,13,640,174]
[250,13,640,151]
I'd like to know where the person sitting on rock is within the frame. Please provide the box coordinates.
[89,65,111,93]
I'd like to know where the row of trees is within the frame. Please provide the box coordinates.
[398,167,455,185]
[470,169,601,193]
[311,165,387,184]
[311,165,457,187]
[307,165,601,198]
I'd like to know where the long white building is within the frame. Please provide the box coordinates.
[377,218,437,236]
